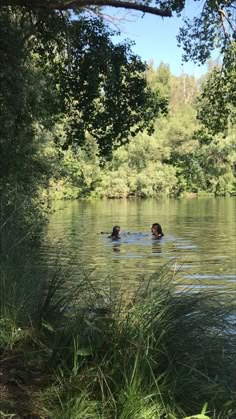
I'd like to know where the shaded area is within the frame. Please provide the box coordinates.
[0,349,50,418]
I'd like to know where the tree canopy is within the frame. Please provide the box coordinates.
[196,43,236,134]
[0,7,168,166]
[1,0,235,211]
[1,1,236,64]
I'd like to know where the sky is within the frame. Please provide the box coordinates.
[108,3,214,78]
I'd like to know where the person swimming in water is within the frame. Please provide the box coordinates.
[108,225,121,240]
[151,223,164,239]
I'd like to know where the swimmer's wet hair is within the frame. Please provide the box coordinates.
[152,223,164,236]
[111,225,120,236]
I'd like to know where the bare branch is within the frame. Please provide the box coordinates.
[88,8,136,30]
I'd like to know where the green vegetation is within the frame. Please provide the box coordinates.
[0,6,164,255]
[52,61,236,199]
[1,3,236,417]
[0,251,235,418]
[1,6,236,216]
[1,6,236,212]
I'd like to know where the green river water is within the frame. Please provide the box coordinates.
[41,197,236,294]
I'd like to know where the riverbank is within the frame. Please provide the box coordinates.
[0,254,235,419]
[49,178,236,200]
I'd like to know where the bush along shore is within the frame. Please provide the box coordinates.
[0,248,235,419]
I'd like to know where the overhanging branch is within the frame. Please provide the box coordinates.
[2,0,172,17]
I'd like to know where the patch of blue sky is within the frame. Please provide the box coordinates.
[105,2,221,77]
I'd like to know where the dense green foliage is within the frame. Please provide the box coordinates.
[0,8,56,239]
[1,4,236,417]
[1,5,235,229]
[196,43,236,134]
[54,18,165,157]
[53,61,236,198]
[0,6,165,243]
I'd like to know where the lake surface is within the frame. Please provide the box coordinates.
[41,197,236,293]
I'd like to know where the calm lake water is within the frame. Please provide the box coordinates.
[41,197,236,293]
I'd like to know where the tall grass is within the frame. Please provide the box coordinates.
[40,265,236,418]
[0,226,235,418]
[0,222,93,351]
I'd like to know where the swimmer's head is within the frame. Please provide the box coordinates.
[151,223,164,237]
[111,225,121,238]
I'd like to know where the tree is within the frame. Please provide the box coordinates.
[0,4,168,240]
[170,73,198,110]
[1,1,235,65]
[178,2,236,64]
[146,62,171,98]
[0,8,166,168]
[56,17,167,157]
[196,43,236,135]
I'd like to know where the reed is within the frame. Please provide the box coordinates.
[41,265,235,418]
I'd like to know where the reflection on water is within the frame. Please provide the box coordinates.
[41,197,236,292]
[152,241,162,254]
[112,242,121,253]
